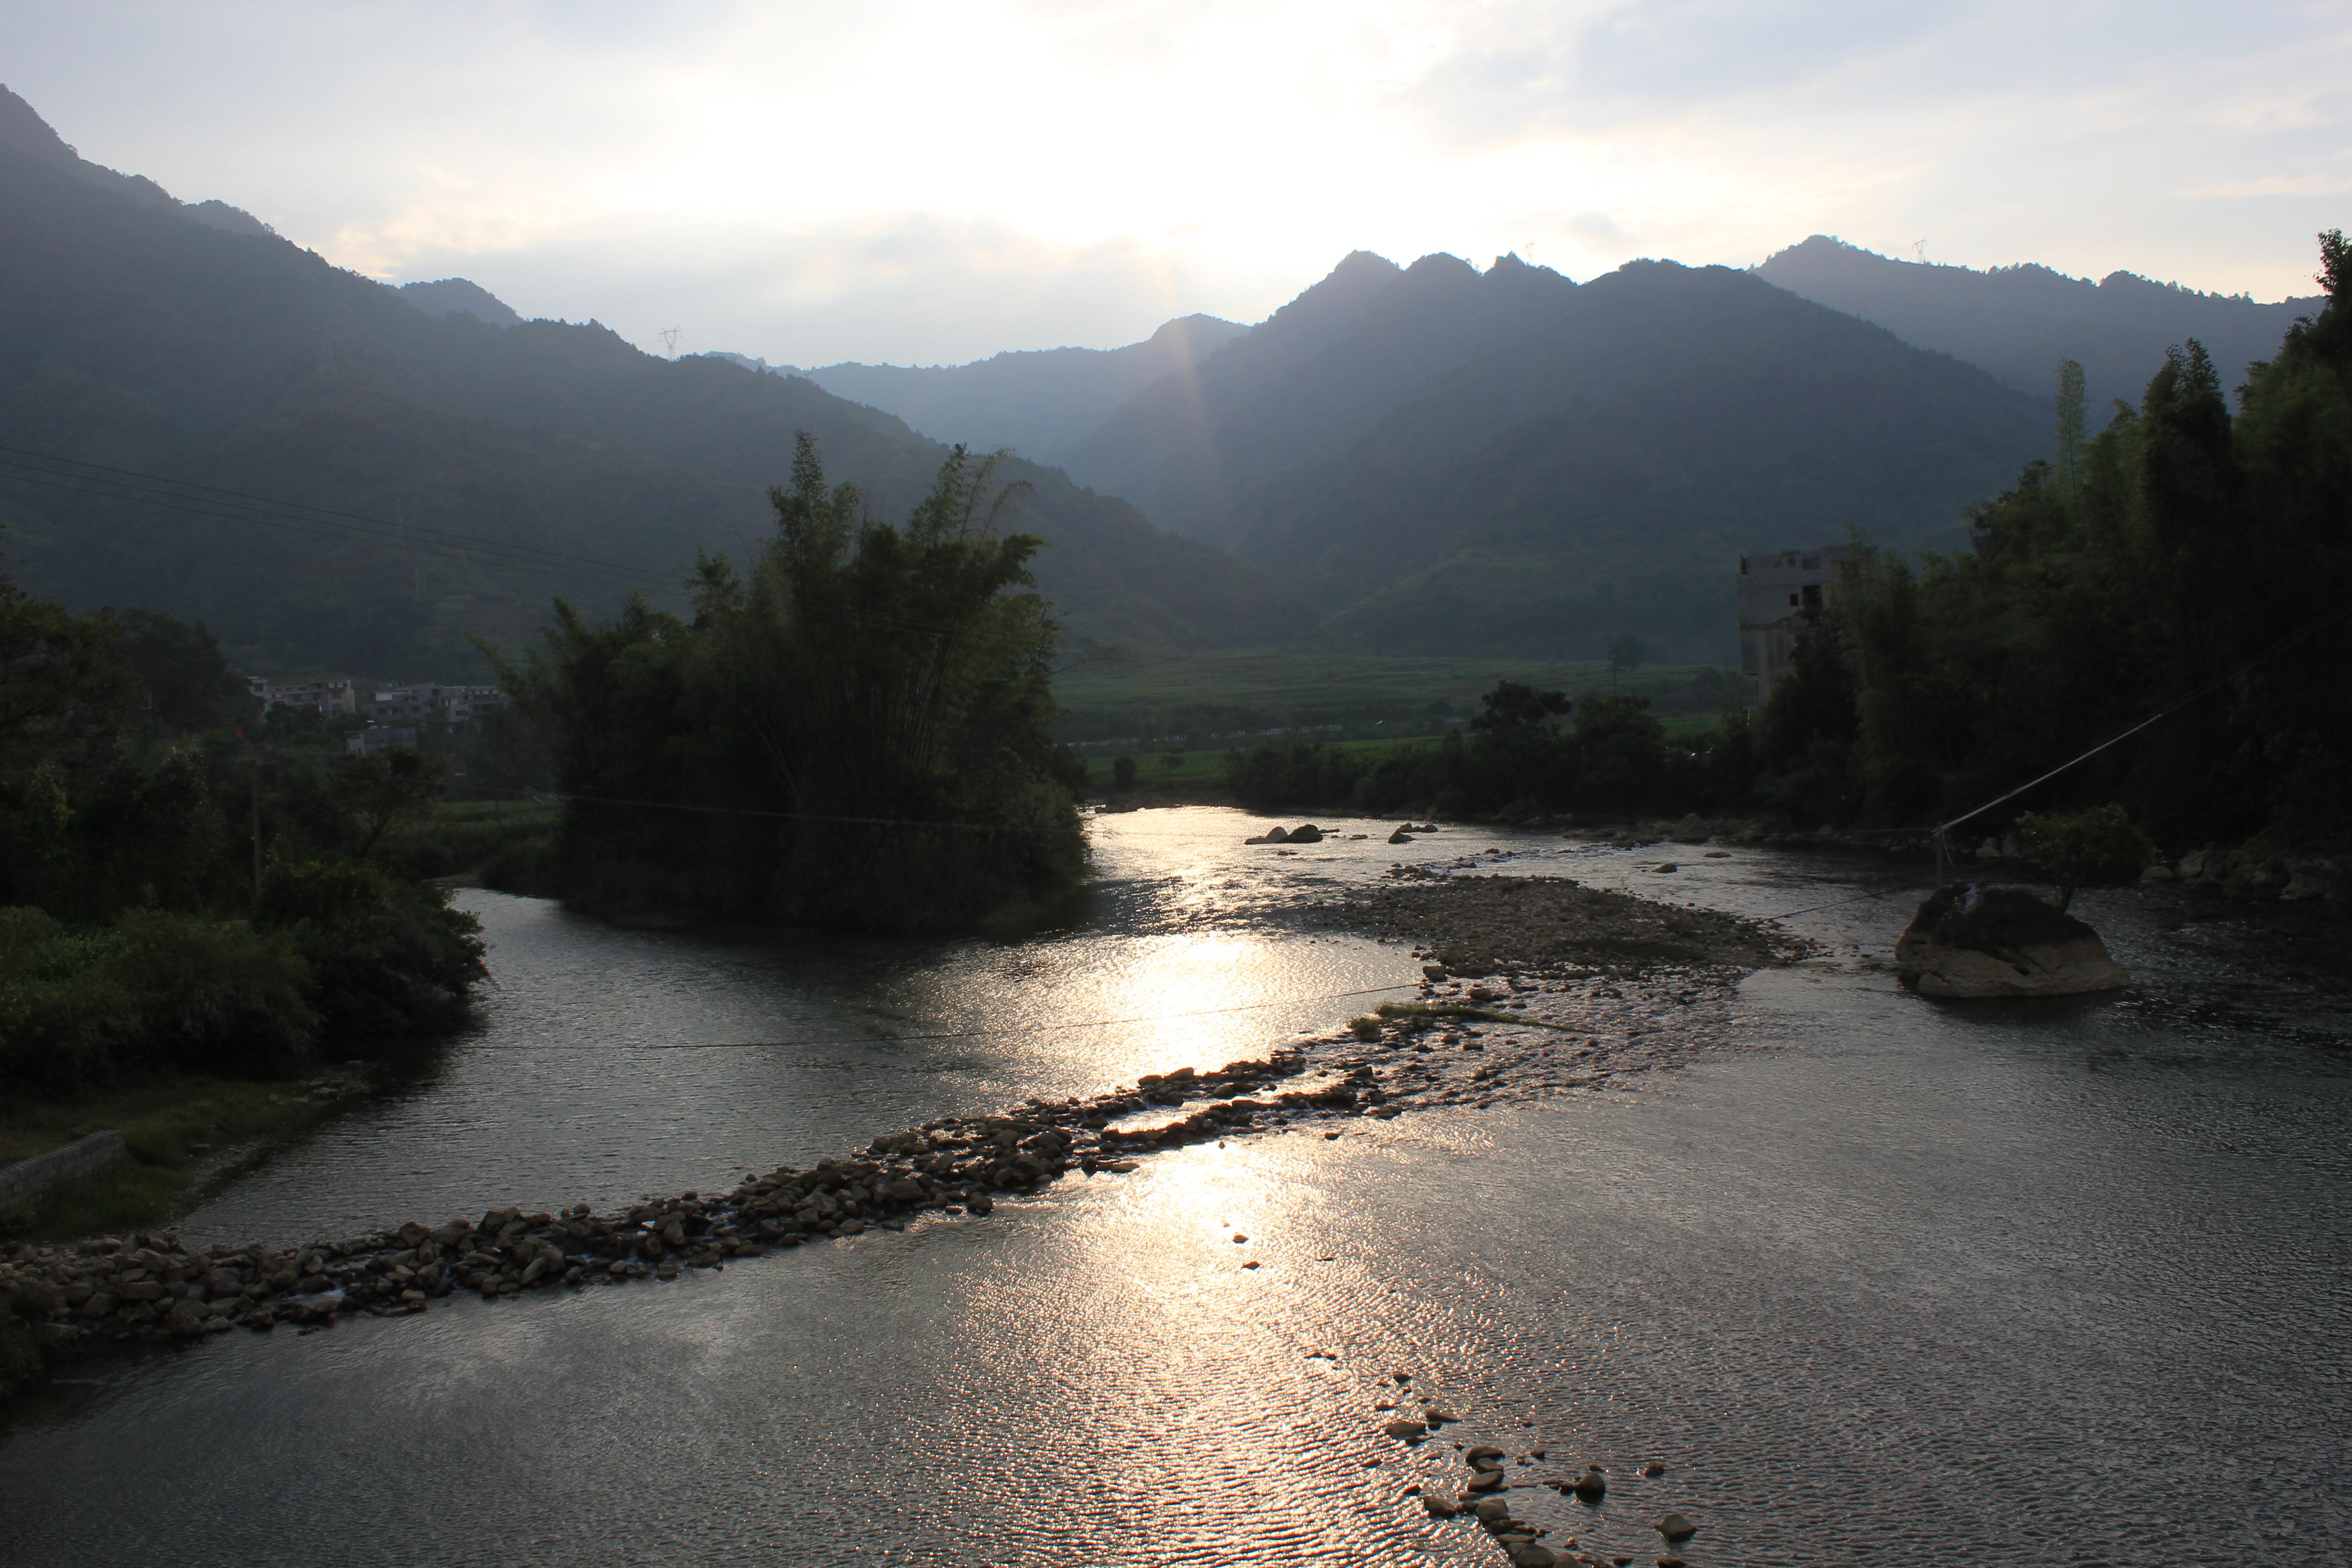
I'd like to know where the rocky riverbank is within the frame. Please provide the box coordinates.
[0,868,1805,1441]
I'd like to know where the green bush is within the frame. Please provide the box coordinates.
[256,858,486,1038]
[0,906,314,1090]
[2015,804,2156,910]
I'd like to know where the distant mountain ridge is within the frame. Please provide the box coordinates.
[778,314,1250,462]
[397,277,524,328]
[0,87,1304,674]
[0,79,274,238]
[1754,235,2324,412]
[1053,249,2050,659]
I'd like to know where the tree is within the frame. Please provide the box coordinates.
[2015,804,2154,911]
[1112,755,1138,790]
[2054,358,2087,502]
[1470,680,1570,733]
[331,747,453,861]
[507,433,1083,930]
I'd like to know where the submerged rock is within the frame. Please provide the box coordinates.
[1894,883,2127,998]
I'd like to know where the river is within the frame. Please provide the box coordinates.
[2,808,2345,1566]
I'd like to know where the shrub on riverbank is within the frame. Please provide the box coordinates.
[502,436,1087,933]
[0,908,313,1090]
[1759,232,2352,841]
[1227,688,1753,819]
[0,554,490,1093]
[256,859,485,1039]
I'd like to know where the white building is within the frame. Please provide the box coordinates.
[1737,546,1848,705]
[370,683,509,726]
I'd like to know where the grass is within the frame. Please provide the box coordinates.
[385,799,561,879]
[0,1075,354,1244]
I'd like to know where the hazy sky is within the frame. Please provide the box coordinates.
[8,1,2347,365]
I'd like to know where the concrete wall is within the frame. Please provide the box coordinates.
[0,1131,129,1213]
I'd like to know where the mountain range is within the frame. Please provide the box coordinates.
[0,87,1300,675]
[2,82,2317,672]
[1753,235,2324,414]
[1058,250,2048,657]
[784,314,1249,464]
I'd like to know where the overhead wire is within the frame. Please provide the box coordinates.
[457,982,1424,1050]
[0,446,1010,641]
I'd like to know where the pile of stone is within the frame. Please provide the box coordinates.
[1409,1431,1699,1568]
[0,1044,1404,1378]
[1246,823,1325,844]
[1356,870,1802,976]
[2161,844,2342,902]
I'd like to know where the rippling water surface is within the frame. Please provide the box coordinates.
[2,807,2345,1567]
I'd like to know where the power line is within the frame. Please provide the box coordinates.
[0,446,1018,641]
[0,447,694,588]
[480,783,1086,837]
[459,982,1421,1050]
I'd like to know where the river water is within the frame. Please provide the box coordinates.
[2,808,2346,1567]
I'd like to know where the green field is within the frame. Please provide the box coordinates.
[1078,711,1725,791]
[1061,652,1736,788]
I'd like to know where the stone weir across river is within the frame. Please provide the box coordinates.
[1,872,1798,1387]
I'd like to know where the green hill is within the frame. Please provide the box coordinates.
[1063,251,2051,660]
[785,313,1250,463]
[0,88,1302,676]
[1754,235,2326,416]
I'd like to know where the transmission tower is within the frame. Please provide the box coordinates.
[658,325,682,354]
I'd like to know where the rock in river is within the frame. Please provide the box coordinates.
[1894,883,2127,998]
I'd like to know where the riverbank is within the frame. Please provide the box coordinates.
[0,1065,384,1246]
[0,866,1797,1401]
[5,809,2343,1567]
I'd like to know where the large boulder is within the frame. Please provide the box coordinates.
[1288,823,1325,843]
[1895,884,2127,998]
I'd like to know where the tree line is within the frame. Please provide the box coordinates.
[499,438,1086,933]
[1227,231,2352,851]
[0,566,484,1092]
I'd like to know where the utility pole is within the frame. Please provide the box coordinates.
[246,734,264,906]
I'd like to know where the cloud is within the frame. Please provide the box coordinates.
[1567,211,1636,248]
[6,0,2350,358]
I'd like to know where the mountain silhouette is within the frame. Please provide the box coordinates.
[397,278,524,328]
[0,87,1302,674]
[789,314,1249,463]
[1058,250,2049,658]
[1754,235,2323,413]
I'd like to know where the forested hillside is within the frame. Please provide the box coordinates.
[0,89,1301,676]
[1755,235,2323,415]
[1062,252,2049,660]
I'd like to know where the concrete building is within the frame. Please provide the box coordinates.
[247,677,356,715]
[1737,545,1848,704]
[346,725,420,756]
[370,683,510,726]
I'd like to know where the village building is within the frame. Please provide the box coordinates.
[1737,545,1848,704]
[245,677,356,715]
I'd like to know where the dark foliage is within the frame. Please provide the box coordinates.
[505,436,1086,932]
[1227,680,1745,819]
[1756,232,2352,840]
[0,555,484,1090]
